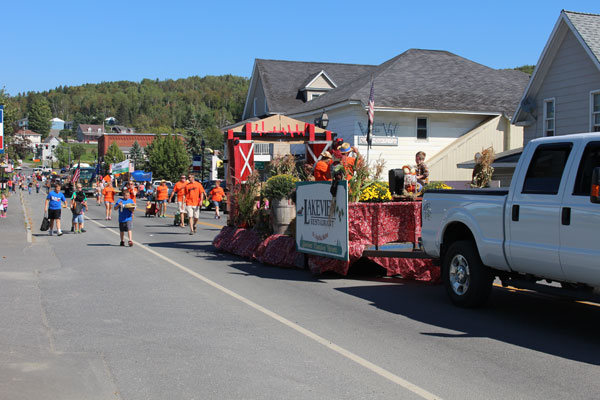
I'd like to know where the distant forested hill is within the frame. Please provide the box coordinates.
[10,75,249,135]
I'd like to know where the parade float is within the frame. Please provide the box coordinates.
[213,115,447,283]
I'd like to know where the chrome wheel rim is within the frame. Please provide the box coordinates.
[449,254,470,296]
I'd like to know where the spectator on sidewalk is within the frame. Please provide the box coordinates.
[184,174,205,235]
[114,190,135,247]
[35,181,40,193]
[209,180,225,220]
[0,194,7,218]
[44,183,67,236]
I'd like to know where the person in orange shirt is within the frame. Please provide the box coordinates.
[155,180,169,218]
[169,175,188,227]
[102,180,116,220]
[126,181,137,204]
[313,151,332,181]
[209,180,225,220]
[340,143,359,180]
[184,174,205,235]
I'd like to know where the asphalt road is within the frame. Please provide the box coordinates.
[2,171,600,399]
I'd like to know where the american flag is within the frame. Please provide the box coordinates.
[72,163,80,183]
[366,77,375,149]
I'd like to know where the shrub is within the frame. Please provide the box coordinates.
[263,174,299,201]
[359,181,392,202]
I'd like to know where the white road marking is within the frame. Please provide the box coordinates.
[86,217,442,400]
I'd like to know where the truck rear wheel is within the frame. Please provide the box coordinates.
[442,240,493,308]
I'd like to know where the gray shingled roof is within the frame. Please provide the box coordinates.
[287,49,530,117]
[256,59,377,114]
[564,10,600,65]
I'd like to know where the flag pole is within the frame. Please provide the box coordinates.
[366,75,375,166]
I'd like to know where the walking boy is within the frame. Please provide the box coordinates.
[170,175,187,227]
[114,189,135,247]
[155,180,169,218]
[44,183,67,236]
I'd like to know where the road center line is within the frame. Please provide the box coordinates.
[86,217,442,400]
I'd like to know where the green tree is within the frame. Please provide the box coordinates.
[54,143,70,168]
[71,143,86,161]
[0,89,20,160]
[104,142,125,165]
[146,134,189,181]
[129,141,144,170]
[28,97,52,139]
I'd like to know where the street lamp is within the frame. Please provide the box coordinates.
[201,138,206,182]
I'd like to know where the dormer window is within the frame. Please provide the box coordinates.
[299,70,337,103]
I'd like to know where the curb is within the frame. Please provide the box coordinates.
[19,192,33,243]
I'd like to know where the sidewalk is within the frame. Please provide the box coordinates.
[0,190,119,400]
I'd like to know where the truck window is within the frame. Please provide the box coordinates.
[522,143,572,195]
[572,141,600,196]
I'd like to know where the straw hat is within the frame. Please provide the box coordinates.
[340,143,351,153]
[320,151,332,159]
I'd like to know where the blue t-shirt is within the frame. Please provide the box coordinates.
[46,191,66,210]
[116,198,135,223]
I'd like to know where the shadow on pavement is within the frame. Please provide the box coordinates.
[335,283,600,365]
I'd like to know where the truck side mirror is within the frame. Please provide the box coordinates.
[591,167,600,204]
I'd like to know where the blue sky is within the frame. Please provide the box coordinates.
[2,0,599,94]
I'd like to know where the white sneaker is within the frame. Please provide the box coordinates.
[57,230,63,236]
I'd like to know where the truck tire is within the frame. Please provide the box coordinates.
[442,240,493,308]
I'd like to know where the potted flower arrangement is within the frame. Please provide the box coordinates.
[359,181,392,202]
[263,174,299,235]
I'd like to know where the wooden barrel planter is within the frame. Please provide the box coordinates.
[271,198,296,235]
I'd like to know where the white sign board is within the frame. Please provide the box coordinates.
[295,181,349,261]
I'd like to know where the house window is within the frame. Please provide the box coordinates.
[543,98,555,136]
[253,97,257,117]
[591,91,600,132]
[416,117,428,140]
[311,93,321,101]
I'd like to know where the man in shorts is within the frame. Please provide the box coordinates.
[169,175,187,227]
[102,180,116,220]
[184,174,205,235]
[155,180,169,218]
[114,189,135,247]
[44,183,67,236]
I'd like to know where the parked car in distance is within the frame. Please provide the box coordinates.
[422,132,600,307]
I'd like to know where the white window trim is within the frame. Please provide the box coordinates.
[416,116,428,141]
[590,90,600,132]
[543,98,555,137]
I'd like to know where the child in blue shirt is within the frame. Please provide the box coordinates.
[114,190,135,247]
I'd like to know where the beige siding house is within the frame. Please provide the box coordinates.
[513,10,600,141]
[245,50,528,181]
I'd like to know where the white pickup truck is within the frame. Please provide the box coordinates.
[422,133,600,307]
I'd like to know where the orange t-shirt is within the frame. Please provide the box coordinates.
[210,186,225,202]
[314,160,331,181]
[102,187,116,203]
[185,181,205,206]
[129,187,137,203]
[173,181,186,201]
[344,157,356,180]
[156,185,169,201]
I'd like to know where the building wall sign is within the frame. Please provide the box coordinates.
[356,136,399,146]
[295,181,348,261]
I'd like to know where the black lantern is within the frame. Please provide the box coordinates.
[314,110,329,129]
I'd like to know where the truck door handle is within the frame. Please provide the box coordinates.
[512,204,520,221]
[562,207,571,225]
